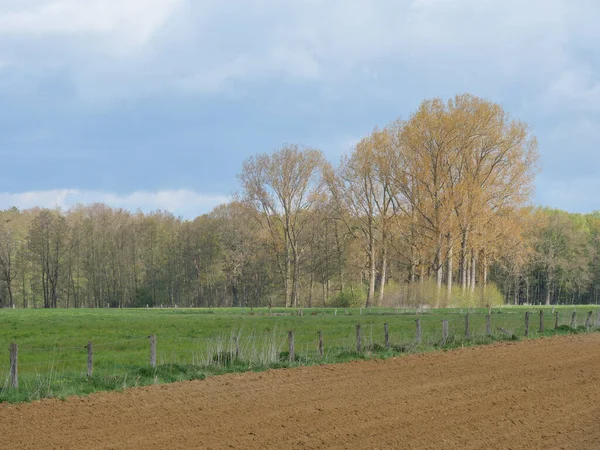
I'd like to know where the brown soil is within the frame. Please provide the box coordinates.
[2,334,600,449]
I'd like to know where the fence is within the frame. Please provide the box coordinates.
[3,309,600,393]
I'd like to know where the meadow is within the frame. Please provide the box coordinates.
[0,305,598,402]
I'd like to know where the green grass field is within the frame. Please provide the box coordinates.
[1,305,598,403]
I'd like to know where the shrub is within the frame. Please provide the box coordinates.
[380,280,505,308]
[450,282,504,308]
[329,287,365,308]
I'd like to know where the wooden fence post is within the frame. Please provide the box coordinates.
[597,310,600,328]
[318,331,324,358]
[384,323,390,349]
[555,311,559,330]
[355,324,362,352]
[288,330,295,362]
[486,315,491,336]
[586,311,593,330]
[570,311,577,329]
[524,312,529,337]
[415,318,422,343]
[87,341,93,378]
[234,336,240,360]
[9,342,18,389]
[442,320,449,345]
[539,310,544,333]
[149,334,157,368]
[465,314,470,339]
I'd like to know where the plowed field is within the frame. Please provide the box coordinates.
[2,334,600,449]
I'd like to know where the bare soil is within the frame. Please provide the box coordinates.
[2,334,600,449]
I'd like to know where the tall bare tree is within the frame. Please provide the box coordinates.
[388,94,538,303]
[326,130,396,307]
[238,144,324,307]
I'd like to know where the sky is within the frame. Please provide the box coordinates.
[1,0,600,218]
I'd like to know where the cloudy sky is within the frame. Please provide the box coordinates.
[0,0,599,218]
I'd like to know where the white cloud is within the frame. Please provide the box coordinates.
[0,0,599,115]
[0,0,182,54]
[1,0,590,98]
[0,189,229,218]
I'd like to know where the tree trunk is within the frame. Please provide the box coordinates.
[367,255,375,308]
[378,241,387,305]
[308,269,314,308]
[470,249,476,293]
[465,256,471,291]
[446,233,453,305]
[284,242,291,308]
[545,266,553,306]
[42,266,49,309]
[22,268,27,308]
[482,250,488,293]
[435,234,443,305]
[460,229,469,292]
[334,221,345,292]
[292,248,300,308]
[7,282,13,308]
[366,231,376,308]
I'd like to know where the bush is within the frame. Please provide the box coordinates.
[380,280,505,308]
[450,282,504,308]
[329,287,365,308]
[133,287,153,308]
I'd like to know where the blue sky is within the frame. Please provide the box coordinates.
[1,0,600,218]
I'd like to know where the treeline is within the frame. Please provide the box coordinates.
[0,94,596,308]
[492,208,600,305]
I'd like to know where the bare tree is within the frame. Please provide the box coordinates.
[238,144,324,307]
